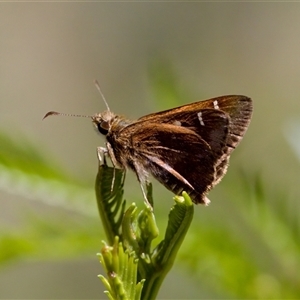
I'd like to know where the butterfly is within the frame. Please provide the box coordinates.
[44,89,252,206]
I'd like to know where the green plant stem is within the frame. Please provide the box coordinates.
[95,163,194,300]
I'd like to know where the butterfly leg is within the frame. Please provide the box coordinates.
[132,161,153,210]
[106,142,124,193]
[139,183,153,210]
[96,144,120,193]
[96,146,108,165]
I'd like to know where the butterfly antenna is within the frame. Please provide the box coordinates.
[43,111,92,120]
[94,79,110,111]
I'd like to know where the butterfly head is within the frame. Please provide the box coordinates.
[92,110,116,136]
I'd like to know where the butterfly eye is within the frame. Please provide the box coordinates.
[97,121,109,135]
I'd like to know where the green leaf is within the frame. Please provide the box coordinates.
[95,163,126,245]
[98,237,145,300]
[141,192,194,300]
[95,164,195,300]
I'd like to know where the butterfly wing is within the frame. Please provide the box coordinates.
[108,95,252,204]
[138,95,252,153]
[137,95,253,185]
[126,109,230,204]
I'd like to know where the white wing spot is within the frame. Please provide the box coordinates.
[173,120,181,126]
[197,112,205,126]
[213,100,220,109]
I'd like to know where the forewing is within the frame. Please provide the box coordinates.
[138,95,252,153]
[136,108,230,159]
[201,95,253,153]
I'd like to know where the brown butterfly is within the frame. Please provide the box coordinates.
[44,87,252,206]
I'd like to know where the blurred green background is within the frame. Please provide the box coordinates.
[1,2,300,299]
